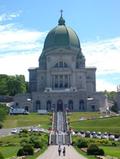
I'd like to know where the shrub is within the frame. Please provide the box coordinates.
[17,144,34,156]
[23,144,34,155]
[71,141,75,146]
[0,152,4,159]
[0,122,3,129]
[34,141,41,148]
[87,144,99,155]
[98,149,105,156]
[0,141,3,146]
[112,142,116,146]
[87,144,104,156]
[77,139,88,148]
[29,136,39,144]
[17,148,24,156]
[19,132,28,138]
[20,129,28,134]
[98,139,109,145]
[20,139,29,146]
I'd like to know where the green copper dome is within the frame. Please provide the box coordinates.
[43,15,81,51]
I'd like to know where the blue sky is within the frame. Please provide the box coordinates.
[0,0,120,91]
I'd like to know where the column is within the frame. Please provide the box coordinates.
[68,75,70,88]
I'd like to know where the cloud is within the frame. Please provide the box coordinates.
[0,11,47,57]
[0,11,21,22]
[82,37,120,91]
[96,79,117,91]
[0,29,46,56]
[0,53,40,81]
[0,11,47,81]
[82,37,120,75]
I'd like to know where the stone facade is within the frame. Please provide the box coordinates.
[14,14,106,112]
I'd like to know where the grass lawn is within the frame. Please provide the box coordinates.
[0,146,20,158]
[69,112,120,133]
[0,132,48,159]
[0,145,47,159]
[3,113,52,129]
[100,146,120,158]
[0,135,22,144]
[68,112,100,122]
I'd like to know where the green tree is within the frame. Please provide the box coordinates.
[0,75,9,95]
[0,74,27,96]
[7,75,26,96]
[104,90,117,101]
[0,104,8,122]
[111,101,118,113]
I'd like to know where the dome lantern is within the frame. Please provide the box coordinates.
[58,10,65,25]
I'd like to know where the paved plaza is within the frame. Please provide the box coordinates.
[37,145,87,159]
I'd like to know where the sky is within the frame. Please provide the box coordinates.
[0,0,120,91]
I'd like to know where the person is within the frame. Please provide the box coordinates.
[58,145,61,156]
[63,146,66,156]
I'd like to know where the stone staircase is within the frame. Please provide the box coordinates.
[49,111,71,145]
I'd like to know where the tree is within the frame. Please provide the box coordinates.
[0,75,9,95]
[0,104,8,122]
[0,74,27,96]
[111,101,118,113]
[7,75,27,96]
[104,90,117,101]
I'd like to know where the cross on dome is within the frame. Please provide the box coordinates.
[58,9,65,25]
[60,9,63,17]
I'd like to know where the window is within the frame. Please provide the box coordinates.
[59,61,63,67]
[36,100,41,110]
[64,83,68,88]
[55,63,58,68]
[79,100,84,111]
[46,100,51,111]
[91,105,95,111]
[54,61,68,68]
[68,100,73,111]
[55,83,58,88]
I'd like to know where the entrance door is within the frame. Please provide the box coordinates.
[57,99,63,111]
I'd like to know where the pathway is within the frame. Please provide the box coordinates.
[37,145,87,159]
[57,112,64,132]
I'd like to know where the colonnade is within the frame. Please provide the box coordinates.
[52,74,71,89]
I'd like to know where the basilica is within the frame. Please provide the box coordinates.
[14,13,106,112]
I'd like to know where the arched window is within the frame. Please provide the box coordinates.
[91,105,95,111]
[79,100,84,111]
[46,100,51,111]
[68,100,73,111]
[57,99,63,111]
[54,61,68,68]
[36,100,41,111]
